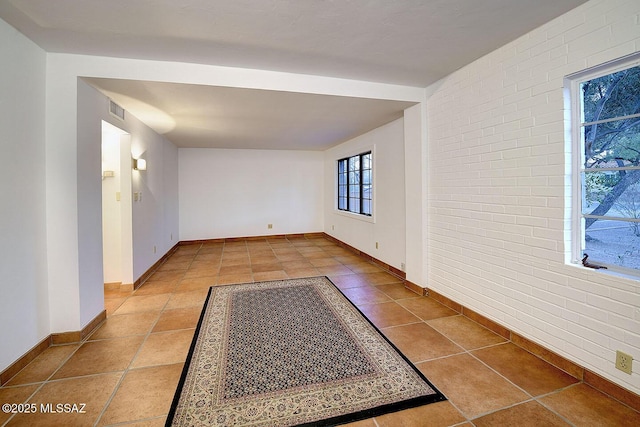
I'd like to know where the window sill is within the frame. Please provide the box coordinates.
[568,261,640,282]
[334,209,375,224]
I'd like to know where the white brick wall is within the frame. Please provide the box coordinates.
[426,0,640,394]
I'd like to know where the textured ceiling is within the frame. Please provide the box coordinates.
[0,0,588,149]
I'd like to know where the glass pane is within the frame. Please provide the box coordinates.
[349,156,359,171]
[583,218,640,270]
[362,153,371,169]
[581,65,640,123]
[583,119,640,168]
[363,199,371,215]
[349,197,360,213]
[363,185,371,200]
[363,169,371,184]
[583,171,640,218]
[349,170,360,185]
[338,197,346,210]
[338,160,346,174]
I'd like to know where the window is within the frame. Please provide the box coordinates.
[569,57,640,274]
[337,151,372,216]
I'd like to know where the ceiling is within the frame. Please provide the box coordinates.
[0,0,588,150]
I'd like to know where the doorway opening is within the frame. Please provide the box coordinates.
[101,121,133,292]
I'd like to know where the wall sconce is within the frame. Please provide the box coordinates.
[133,158,147,171]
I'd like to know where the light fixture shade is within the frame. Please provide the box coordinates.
[133,158,147,171]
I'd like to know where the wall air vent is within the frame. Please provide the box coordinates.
[109,100,125,121]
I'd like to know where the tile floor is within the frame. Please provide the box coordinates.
[1,235,639,426]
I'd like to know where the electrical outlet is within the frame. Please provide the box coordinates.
[375,242,379,249]
[615,350,633,374]
[401,262,406,271]
[268,224,273,229]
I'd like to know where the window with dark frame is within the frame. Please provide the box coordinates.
[337,151,372,216]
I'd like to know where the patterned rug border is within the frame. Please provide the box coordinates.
[166,276,446,426]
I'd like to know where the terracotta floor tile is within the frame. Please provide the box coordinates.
[357,301,421,328]
[131,330,194,368]
[276,252,307,261]
[376,283,421,300]
[382,323,464,363]
[251,262,283,273]
[0,384,39,425]
[253,270,289,281]
[174,275,216,292]
[153,306,203,333]
[52,336,144,379]
[342,418,377,427]
[359,271,402,285]
[309,257,342,267]
[317,264,354,275]
[334,255,365,264]
[249,254,279,264]
[329,274,371,290]
[164,288,209,309]
[347,262,384,273]
[417,353,529,418]
[7,373,121,427]
[280,260,315,270]
[540,383,640,426]
[472,400,571,427]
[88,311,159,340]
[104,297,127,315]
[297,246,325,254]
[427,315,507,350]
[472,343,579,396]
[5,344,80,386]
[113,294,170,315]
[341,285,392,305]
[217,273,253,285]
[104,288,134,299]
[133,280,178,296]
[97,364,184,426]
[375,401,466,427]
[188,259,220,269]
[121,417,169,426]
[397,297,459,320]
[218,265,252,275]
[147,270,184,282]
[221,252,249,261]
[156,259,191,271]
[193,252,222,261]
[285,267,322,278]
[182,265,219,279]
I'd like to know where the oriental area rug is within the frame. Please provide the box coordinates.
[166,276,445,427]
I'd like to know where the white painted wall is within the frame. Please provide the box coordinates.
[324,119,406,270]
[77,80,179,324]
[0,19,49,371]
[179,149,324,240]
[426,0,640,394]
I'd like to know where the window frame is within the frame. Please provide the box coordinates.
[336,151,373,218]
[567,53,640,277]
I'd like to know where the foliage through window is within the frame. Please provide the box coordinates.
[572,59,640,273]
[338,152,372,216]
